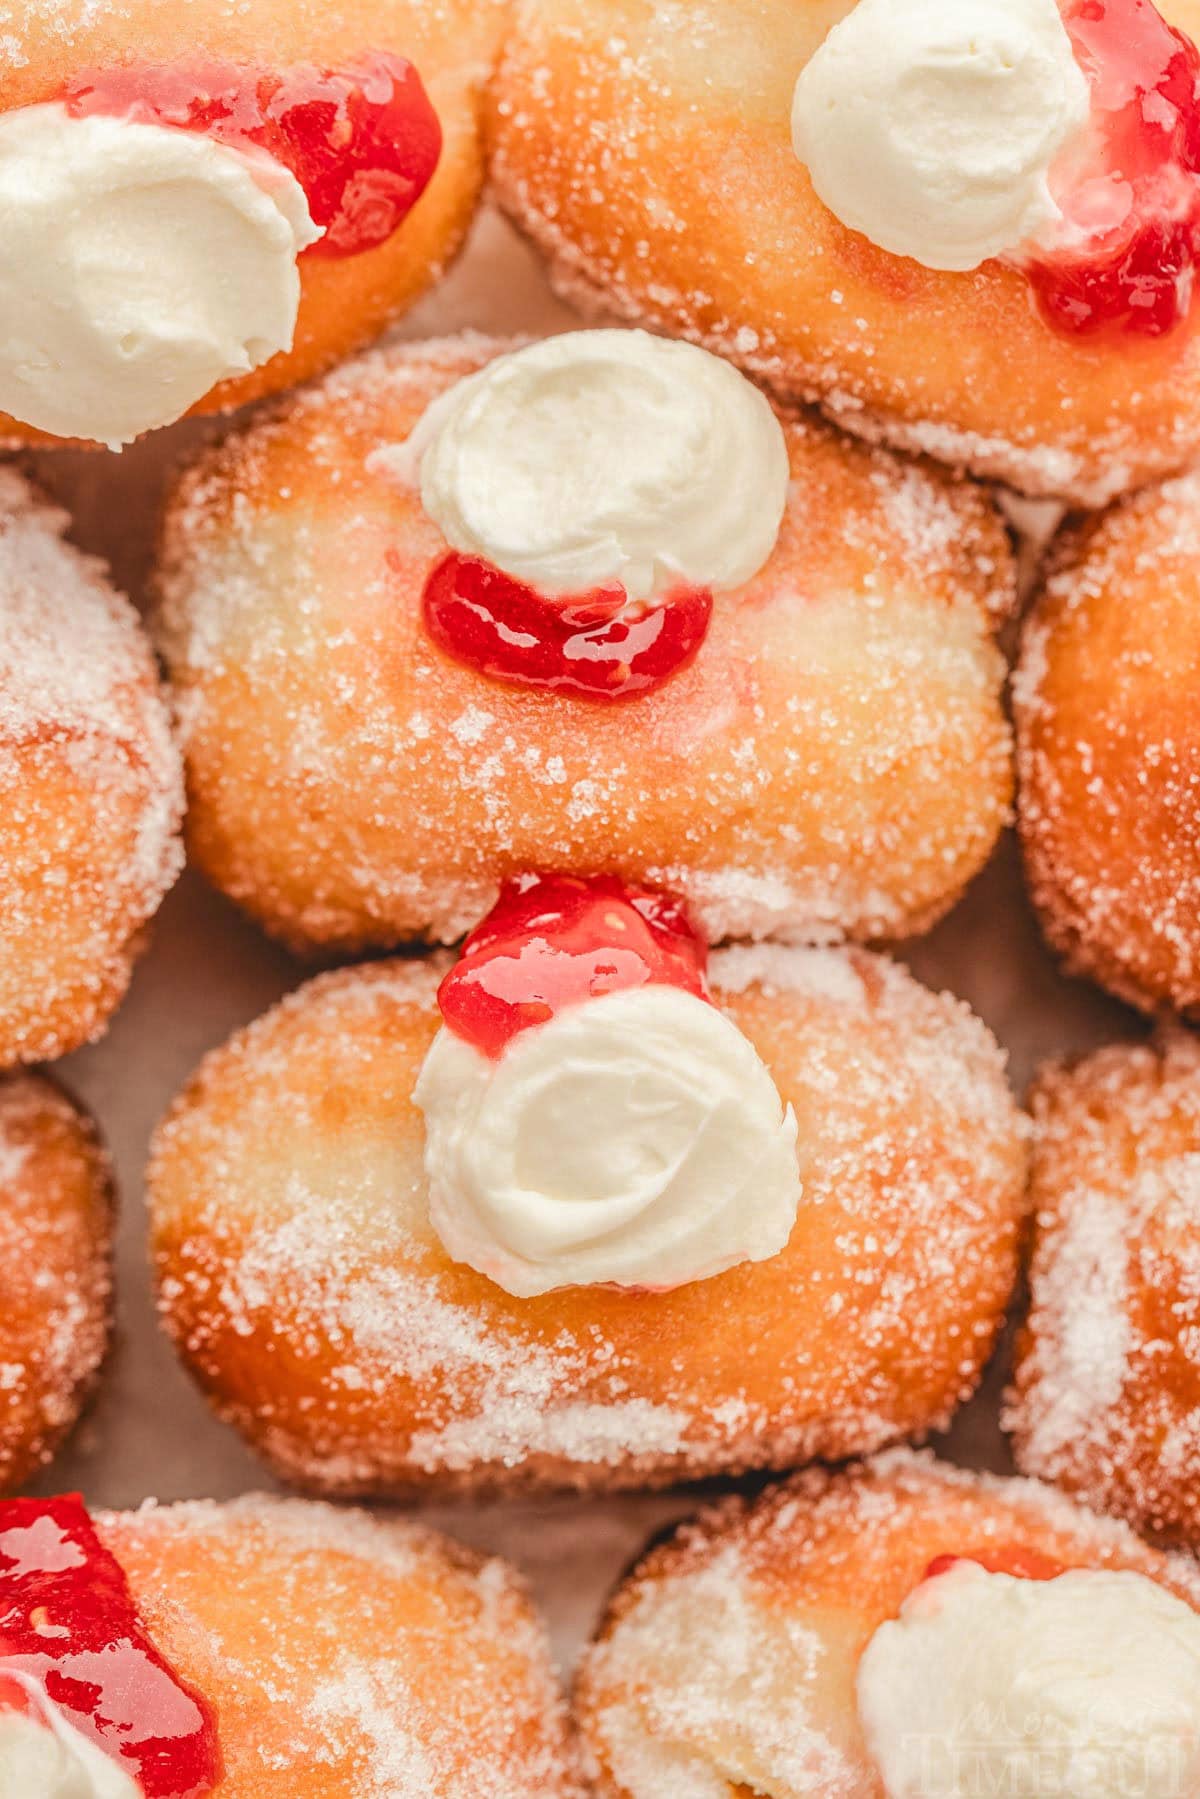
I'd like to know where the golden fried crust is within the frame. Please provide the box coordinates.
[155,333,1014,955]
[1009,1033,1200,1548]
[488,0,1200,504]
[97,1497,582,1797]
[1016,468,1200,1015]
[0,1074,113,1494]
[0,474,183,1068]
[0,0,507,447]
[148,946,1027,1498]
[577,1451,1200,1798]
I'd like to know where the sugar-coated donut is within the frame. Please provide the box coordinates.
[0,0,505,447]
[489,0,1200,505]
[0,472,183,1069]
[148,944,1027,1497]
[155,333,1015,956]
[1016,468,1200,1015]
[0,1074,113,1493]
[1009,1033,1200,1548]
[576,1449,1200,1798]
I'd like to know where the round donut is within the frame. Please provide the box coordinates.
[0,0,504,447]
[0,471,183,1069]
[1009,1032,1200,1548]
[147,944,1028,1497]
[488,0,1200,505]
[88,1495,579,1796]
[155,333,1015,956]
[576,1449,1200,1798]
[1016,468,1200,1016]
[0,1073,113,1494]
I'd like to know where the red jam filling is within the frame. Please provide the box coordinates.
[1025,0,1200,338]
[0,1495,221,1798]
[421,553,713,702]
[923,1546,1067,1585]
[63,52,442,259]
[437,872,710,1059]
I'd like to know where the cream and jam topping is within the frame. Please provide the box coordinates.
[0,54,440,444]
[413,874,801,1297]
[373,330,790,702]
[856,1546,1200,1798]
[0,1496,221,1799]
[792,0,1200,343]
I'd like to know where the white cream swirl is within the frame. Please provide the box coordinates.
[791,0,1091,273]
[0,1686,139,1799]
[0,103,320,446]
[857,1559,1200,1798]
[414,984,801,1297]
[380,329,790,601]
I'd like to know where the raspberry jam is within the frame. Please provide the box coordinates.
[0,1495,221,1798]
[421,554,713,702]
[438,872,710,1059]
[1023,0,1200,338]
[63,52,442,259]
[923,1547,1067,1584]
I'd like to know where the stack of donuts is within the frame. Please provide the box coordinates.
[3,0,1200,1792]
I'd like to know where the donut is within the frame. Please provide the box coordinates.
[155,330,1015,956]
[0,1073,113,1495]
[576,1449,1200,1798]
[0,1490,579,1797]
[0,0,505,448]
[1016,467,1200,1015]
[1009,1032,1200,1549]
[0,472,183,1069]
[147,920,1027,1497]
[489,0,1200,505]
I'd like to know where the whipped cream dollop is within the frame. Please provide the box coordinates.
[0,103,319,445]
[379,329,790,601]
[414,984,801,1297]
[791,0,1091,272]
[0,1687,138,1799]
[857,1559,1200,1798]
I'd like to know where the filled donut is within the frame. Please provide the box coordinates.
[1009,1032,1200,1549]
[0,0,505,448]
[490,0,1200,505]
[0,1490,579,1797]
[0,472,183,1069]
[148,880,1028,1496]
[155,329,1015,956]
[577,1449,1200,1798]
[0,1073,113,1495]
[1017,466,1200,1015]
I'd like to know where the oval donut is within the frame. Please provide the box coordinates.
[155,333,1015,956]
[148,944,1028,1497]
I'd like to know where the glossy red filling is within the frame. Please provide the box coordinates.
[422,553,713,702]
[1026,0,1200,338]
[63,52,442,259]
[923,1546,1067,1585]
[437,872,710,1059]
[0,1495,221,1798]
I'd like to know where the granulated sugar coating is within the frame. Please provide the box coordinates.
[97,1493,583,1797]
[1009,1032,1200,1548]
[577,1448,1200,1798]
[147,943,1027,1497]
[155,332,1015,956]
[0,470,183,1068]
[0,1070,113,1493]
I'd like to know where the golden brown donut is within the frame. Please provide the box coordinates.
[155,333,1015,956]
[1009,1032,1200,1548]
[0,0,505,447]
[0,1073,113,1494]
[488,0,1200,505]
[576,1449,1200,1798]
[90,1495,580,1796]
[1016,468,1200,1015]
[147,944,1028,1497]
[0,471,183,1069]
